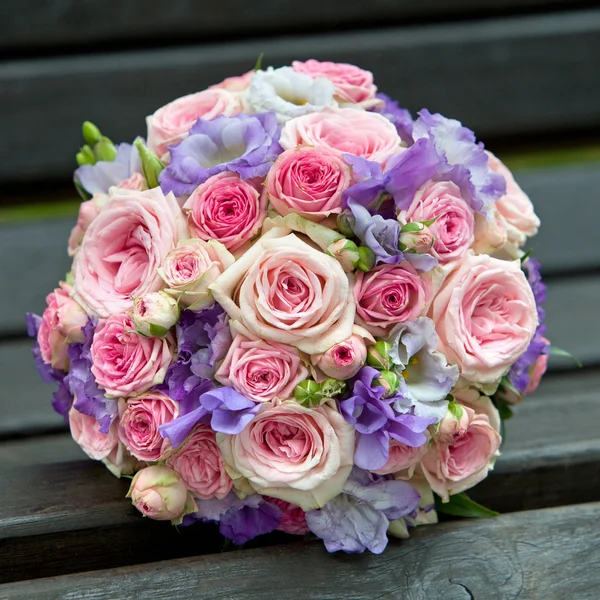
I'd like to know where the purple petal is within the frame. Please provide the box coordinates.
[210,405,260,435]
[354,431,390,470]
[159,405,209,448]
[219,501,281,545]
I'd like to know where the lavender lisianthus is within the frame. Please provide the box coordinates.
[373,93,414,145]
[306,467,420,554]
[339,367,434,470]
[159,112,282,196]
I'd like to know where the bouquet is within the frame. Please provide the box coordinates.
[27,59,550,554]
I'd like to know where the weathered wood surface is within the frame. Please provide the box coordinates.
[1,10,600,182]
[2,502,599,600]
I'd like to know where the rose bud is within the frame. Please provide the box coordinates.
[435,402,470,443]
[294,379,323,407]
[134,139,164,189]
[132,291,180,337]
[399,223,435,254]
[366,340,393,370]
[127,466,196,523]
[356,246,376,272]
[336,210,356,238]
[326,239,360,272]
[374,370,400,396]
[316,335,367,380]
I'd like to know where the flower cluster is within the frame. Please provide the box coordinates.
[28,59,549,554]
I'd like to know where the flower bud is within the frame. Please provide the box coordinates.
[436,402,470,443]
[356,246,376,272]
[366,340,393,370]
[82,121,102,146]
[94,136,118,162]
[76,145,96,166]
[294,379,322,407]
[320,378,347,399]
[399,223,434,254]
[127,465,195,522]
[336,210,356,238]
[135,139,165,189]
[375,370,400,396]
[326,239,360,272]
[317,335,367,380]
[132,291,179,337]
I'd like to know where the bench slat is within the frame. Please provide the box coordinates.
[1,9,600,182]
[1,501,599,599]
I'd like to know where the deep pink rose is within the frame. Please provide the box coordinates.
[429,253,538,383]
[73,188,187,317]
[354,263,433,336]
[217,401,355,511]
[280,108,402,164]
[372,438,428,477]
[524,351,549,395]
[210,71,253,93]
[292,59,377,106]
[38,282,88,370]
[118,392,179,461]
[69,406,118,461]
[210,228,355,354]
[166,424,232,500]
[400,180,475,263]
[420,403,501,501]
[91,314,175,397]
[266,497,309,535]
[265,147,352,222]
[146,89,241,156]
[183,172,266,253]
[215,332,308,402]
[68,194,108,256]
[314,334,367,380]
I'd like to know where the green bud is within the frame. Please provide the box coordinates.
[94,136,118,162]
[356,246,376,272]
[77,145,96,166]
[294,379,322,407]
[82,121,102,146]
[375,370,399,396]
[320,378,347,399]
[135,139,165,189]
[366,340,393,370]
[447,400,464,421]
[336,210,356,238]
[326,238,360,272]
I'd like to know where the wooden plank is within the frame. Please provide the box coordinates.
[0,0,583,50]
[1,10,600,182]
[0,434,84,468]
[2,502,599,600]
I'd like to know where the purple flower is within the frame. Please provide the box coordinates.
[339,367,434,470]
[159,112,282,196]
[306,468,420,553]
[373,93,414,145]
[74,142,141,195]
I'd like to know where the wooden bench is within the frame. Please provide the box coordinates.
[1,1,599,597]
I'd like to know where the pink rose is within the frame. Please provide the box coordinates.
[487,152,540,250]
[372,439,428,477]
[429,253,538,383]
[265,147,352,222]
[210,71,253,93]
[280,108,402,165]
[146,89,241,156]
[210,228,355,354]
[292,59,377,106]
[525,350,549,395]
[217,401,355,510]
[38,282,88,370]
[183,172,266,253]
[313,334,367,380]
[215,331,308,402]
[118,392,179,461]
[68,194,108,256]
[91,314,175,397]
[472,208,508,256]
[73,188,187,317]
[420,403,501,501]
[400,180,475,263]
[158,238,234,310]
[69,406,118,461]
[354,263,433,337]
[266,497,309,535]
[166,424,232,500]
[116,172,148,191]
[104,442,143,478]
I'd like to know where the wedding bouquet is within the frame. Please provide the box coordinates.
[27,59,550,554]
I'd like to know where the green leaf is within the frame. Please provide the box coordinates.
[447,401,464,420]
[520,248,533,263]
[550,346,582,367]
[493,394,514,421]
[400,222,424,233]
[254,52,264,72]
[435,492,499,518]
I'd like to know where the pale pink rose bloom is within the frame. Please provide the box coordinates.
[210,227,355,355]
[487,152,540,249]
[453,388,502,433]
[118,393,179,462]
[354,263,433,337]
[215,333,308,402]
[210,71,253,93]
[146,89,241,156]
[166,424,232,500]
[292,59,377,106]
[265,147,352,222]
[217,400,355,511]
[73,188,187,317]
[372,439,428,477]
[91,314,175,397]
[38,282,88,370]
[183,172,266,253]
[266,497,309,535]
[69,406,118,461]
[115,172,148,191]
[128,466,194,521]
[429,253,538,384]
[104,441,144,478]
[472,208,508,255]
[158,238,234,310]
[420,403,501,501]
[400,180,475,263]
[68,194,108,256]
[280,108,403,165]
[313,334,367,380]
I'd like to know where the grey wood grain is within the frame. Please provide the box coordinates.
[0,434,84,467]
[1,502,599,600]
[1,10,599,182]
